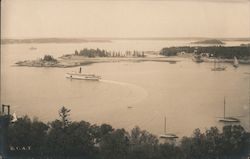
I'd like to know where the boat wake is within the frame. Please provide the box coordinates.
[101,79,136,86]
[100,79,148,105]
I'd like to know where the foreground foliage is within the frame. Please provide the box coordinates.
[1,107,249,159]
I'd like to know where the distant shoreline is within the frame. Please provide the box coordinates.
[1,38,112,45]
[190,39,225,45]
[15,54,181,68]
[2,37,250,44]
[14,54,250,68]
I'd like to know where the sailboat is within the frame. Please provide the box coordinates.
[29,47,37,50]
[211,58,226,71]
[192,54,204,63]
[233,56,239,68]
[11,112,18,123]
[159,116,178,139]
[218,97,240,123]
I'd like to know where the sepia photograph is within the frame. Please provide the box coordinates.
[1,0,250,158]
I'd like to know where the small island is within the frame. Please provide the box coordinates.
[191,39,225,45]
[16,55,64,67]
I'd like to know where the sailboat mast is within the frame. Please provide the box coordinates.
[214,59,216,69]
[224,97,226,119]
[244,72,250,131]
[164,116,166,134]
[249,75,250,130]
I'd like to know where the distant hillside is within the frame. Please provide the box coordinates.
[1,38,111,44]
[1,37,249,44]
[191,39,225,45]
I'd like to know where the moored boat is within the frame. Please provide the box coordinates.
[29,47,37,50]
[211,58,226,71]
[169,61,177,64]
[211,67,226,71]
[159,117,178,140]
[218,97,240,123]
[159,133,178,139]
[192,55,204,63]
[219,117,240,123]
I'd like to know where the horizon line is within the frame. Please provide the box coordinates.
[2,36,250,40]
[23,0,250,2]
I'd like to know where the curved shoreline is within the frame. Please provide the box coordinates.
[15,55,180,68]
[15,54,250,68]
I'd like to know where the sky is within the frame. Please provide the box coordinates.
[1,0,250,38]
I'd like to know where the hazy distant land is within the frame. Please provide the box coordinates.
[191,39,225,45]
[2,37,250,44]
[1,38,111,44]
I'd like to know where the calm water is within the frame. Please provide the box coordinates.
[1,40,250,137]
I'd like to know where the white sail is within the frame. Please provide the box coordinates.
[11,112,18,122]
[233,56,239,67]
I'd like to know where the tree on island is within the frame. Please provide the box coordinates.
[75,50,79,55]
[74,48,146,58]
[77,48,109,57]
[41,55,57,62]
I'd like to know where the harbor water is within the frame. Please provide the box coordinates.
[1,40,250,137]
